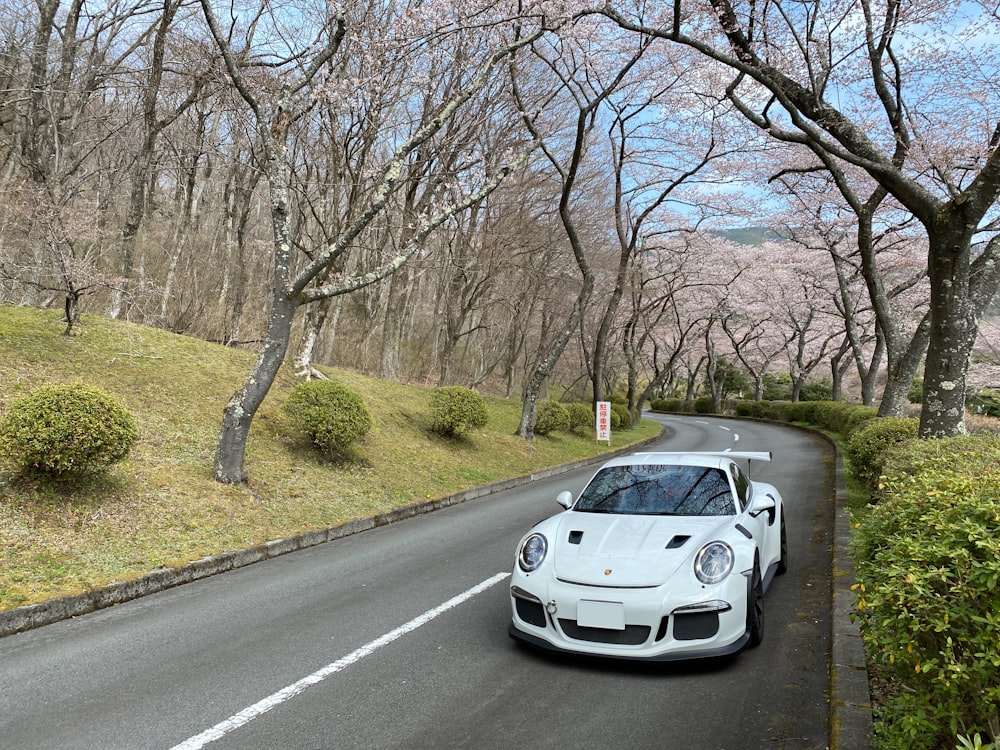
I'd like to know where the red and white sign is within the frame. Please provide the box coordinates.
[596,401,611,443]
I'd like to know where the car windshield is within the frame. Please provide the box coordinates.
[574,464,736,516]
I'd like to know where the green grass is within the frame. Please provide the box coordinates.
[0,304,659,611]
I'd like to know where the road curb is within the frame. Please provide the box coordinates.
[828,443,874,749]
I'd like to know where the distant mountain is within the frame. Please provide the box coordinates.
[708,227,783,246]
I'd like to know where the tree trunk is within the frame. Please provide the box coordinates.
[214,294,296,484]
[214,101,295,483]
[918,216,1000,435]
[920,224,976,435]
[878,314,929,416]
[518,283,593,438]
[379,267,415,381]
[294,297,334,380]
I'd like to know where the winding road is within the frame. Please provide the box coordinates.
[0,414,836,749]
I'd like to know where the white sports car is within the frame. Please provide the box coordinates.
[509,451,788,661]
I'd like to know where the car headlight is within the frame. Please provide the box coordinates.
[518,533,548,572]
[694,542,734,584]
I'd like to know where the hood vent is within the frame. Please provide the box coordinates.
[568,530,584,545]
[666,535,691,549]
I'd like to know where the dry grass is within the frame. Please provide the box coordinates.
[0,304,658,611]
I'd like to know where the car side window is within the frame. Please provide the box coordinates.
[730,464,751,511]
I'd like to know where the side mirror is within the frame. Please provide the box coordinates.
[556,490,574,509]
[749,494,776,524]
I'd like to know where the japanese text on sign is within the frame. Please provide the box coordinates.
[596,401,611,443]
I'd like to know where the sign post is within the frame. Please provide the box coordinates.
[596,401,611,445]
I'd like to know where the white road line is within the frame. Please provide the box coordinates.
[169,571,511,750]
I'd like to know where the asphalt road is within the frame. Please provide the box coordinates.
[0,414,835,749]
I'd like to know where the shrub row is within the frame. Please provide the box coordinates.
[742,399,999,749]
[655,394,999,747]
[851,437,1000,749]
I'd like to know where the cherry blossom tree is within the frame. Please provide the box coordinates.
[599,0,1000,436]
[584,46,749,411]
[629,232,742,405]
[768,144,931,412]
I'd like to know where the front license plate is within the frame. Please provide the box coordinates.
[577,600,625,630]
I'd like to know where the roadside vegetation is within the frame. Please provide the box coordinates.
[0,305,658,612]
[654,398,1000,750]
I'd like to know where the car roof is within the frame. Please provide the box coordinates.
[598,450,772,471]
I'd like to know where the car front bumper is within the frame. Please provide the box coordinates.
[508,570,752,661]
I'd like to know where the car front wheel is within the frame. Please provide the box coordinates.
[776,512,788,575]
[746,556,764,648]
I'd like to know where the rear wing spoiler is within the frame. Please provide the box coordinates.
[631,451,772,463]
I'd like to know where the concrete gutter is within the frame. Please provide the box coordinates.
[0,424,872,749]
[829,443,875,749]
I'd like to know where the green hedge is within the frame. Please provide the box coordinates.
[722,398,999,748]
[811,400,852,432]
[845,417,919,492]
[693,396,714,414]
[734,400,772,418]
[852,436,1000,749]
[650,398,686,413]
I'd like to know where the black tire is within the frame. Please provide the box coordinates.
[746,556,764,648]
[776,512,789,575]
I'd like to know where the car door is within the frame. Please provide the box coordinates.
[730,462,775,566]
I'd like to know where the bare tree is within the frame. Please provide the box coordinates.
[2,0,167,319]
[110,0,206,319]
[510,16,652,438]
[199,0,548,483]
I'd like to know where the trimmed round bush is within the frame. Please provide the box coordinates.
[533,400,570,435]
[430,386,489,438]
[0,382,138,475]
[845,417,919,492]
[284,379,372,452]
[611,403,633,430]
[565,402,594,433]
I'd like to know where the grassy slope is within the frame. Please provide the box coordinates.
[0,304,659,611]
